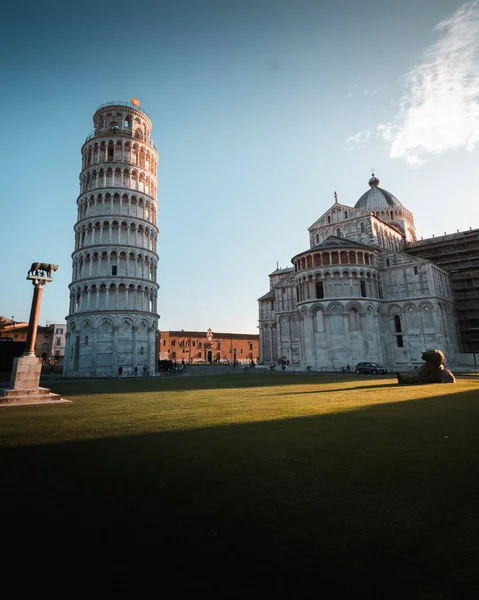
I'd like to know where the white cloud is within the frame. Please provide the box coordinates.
[346,129,370,150]
[378,1,479,165]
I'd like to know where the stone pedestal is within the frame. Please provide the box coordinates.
[10,355,42,389]
[0,355,70,407]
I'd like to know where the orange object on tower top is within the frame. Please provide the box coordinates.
[131,97,140,107]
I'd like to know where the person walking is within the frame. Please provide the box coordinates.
[118,366,123,378]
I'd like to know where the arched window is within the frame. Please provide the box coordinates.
[394,314,404,347]
[316,281,324,299]
[327,216,331,224]
[336,228,342,238]
[344,211,348,219]
[360,222,365,233]
[360,280,366,297]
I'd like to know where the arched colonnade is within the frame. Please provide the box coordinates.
[72,249,157,281]
[74,220,157,252]
[80,166,157,197]
[77,192,157,224]
[82,138,157,175]
[69,281,158,314]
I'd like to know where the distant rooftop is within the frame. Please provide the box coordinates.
[268,266,295,276]
[258,290,275,301]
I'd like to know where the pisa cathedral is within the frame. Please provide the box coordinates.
[258,176,460,371]
[63,101,159,377]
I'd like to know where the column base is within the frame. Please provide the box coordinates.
[10,355,42,389]
[0,386,71,406]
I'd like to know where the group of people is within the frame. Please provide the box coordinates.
[270,359,289,371]
[118,365,149,378]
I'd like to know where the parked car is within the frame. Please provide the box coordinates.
[355,362,387,375]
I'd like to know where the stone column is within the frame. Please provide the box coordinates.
[260,325,265,363]
[132,325,138,373]
[91,328,98,374]
[147,325,153,373]
[270,325,274,362]
[112,325,119,375]
[323,314,333,366]
[343,312,351,364]
[303,311,316,367]
[25,283,44,356]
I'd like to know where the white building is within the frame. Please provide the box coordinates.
[49,323,66,363]
[63,101,160,377]
[258,176,459,371]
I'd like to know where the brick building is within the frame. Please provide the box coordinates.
[0,317,54,362]
[159,328,259,364]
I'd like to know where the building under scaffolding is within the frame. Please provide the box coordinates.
[407,228,479,353]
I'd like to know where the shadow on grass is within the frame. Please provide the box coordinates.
[275,382,401,394]
[46,373,399,397]
[2,386,479,597]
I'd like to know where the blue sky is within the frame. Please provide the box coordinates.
[1,0,478,333]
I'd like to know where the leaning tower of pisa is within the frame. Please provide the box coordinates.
[63,101,159,377]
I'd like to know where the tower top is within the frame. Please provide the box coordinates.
[85,101,157,149]
[94,100,152,122]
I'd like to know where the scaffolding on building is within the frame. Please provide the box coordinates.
[407,228,479,353]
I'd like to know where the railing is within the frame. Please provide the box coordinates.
[84,129,157,150]
[95,101,151,119]
[63,370,156,379]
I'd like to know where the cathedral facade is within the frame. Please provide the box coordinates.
[258,176,459,371]
[63,101,159,377]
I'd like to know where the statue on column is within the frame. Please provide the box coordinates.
[27,263,58,279]
[1,262,69,405]
[396,349,455,385]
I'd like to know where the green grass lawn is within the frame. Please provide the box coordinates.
[1,373,478,597]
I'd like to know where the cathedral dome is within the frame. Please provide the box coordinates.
[354,175,404,211]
